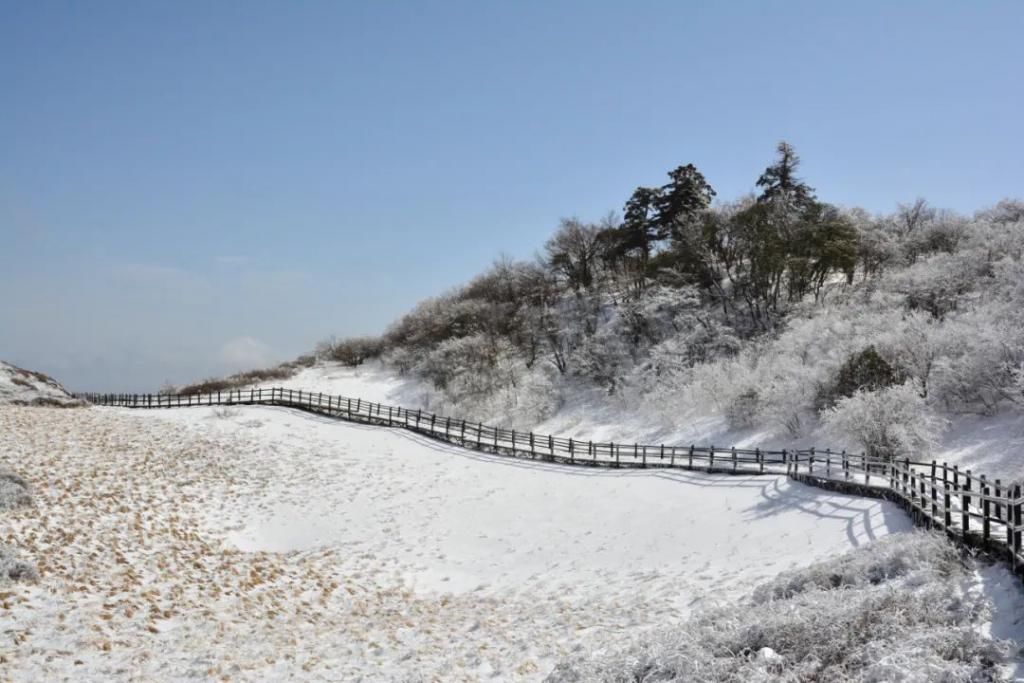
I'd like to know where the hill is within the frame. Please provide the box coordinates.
[0,361,83,407]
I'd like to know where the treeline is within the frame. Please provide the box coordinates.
[313,143,1024,459]
[330,144,969,386]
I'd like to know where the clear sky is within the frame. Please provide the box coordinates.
[2,1,1022,391]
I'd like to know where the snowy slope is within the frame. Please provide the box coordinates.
[4,362,1023,680]
[2,401,912,681]
[250,361,1024,483]
[0,360,83,407]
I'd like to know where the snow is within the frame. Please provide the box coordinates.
[969,564,1024,680]
[1,370,917,681]
[5,363,1024,680]
[289,362,1024,484]
[0,360,82,407]
[252,362,412,405]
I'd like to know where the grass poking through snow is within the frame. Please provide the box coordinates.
[547,533,1010,683]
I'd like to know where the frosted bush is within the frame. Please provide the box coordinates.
[546,534,1009,683]
[0,470,32,510]
[724,388,761,429]
[752,532,960,602]
[821,380,947,459]
[0,545,39,583]
[928,313,1024,414]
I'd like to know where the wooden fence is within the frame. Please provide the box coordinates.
[76,387,1024,575]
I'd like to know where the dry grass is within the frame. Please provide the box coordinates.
[0,470,32,511]
[546,533,1010,683]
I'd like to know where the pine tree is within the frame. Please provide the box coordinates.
[655,164,716,239]
[756,141,815,210]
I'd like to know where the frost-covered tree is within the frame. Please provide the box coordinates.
[545,218,604,292]
[822,381,947,459]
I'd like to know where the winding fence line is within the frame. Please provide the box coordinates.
[77,387,1023,575]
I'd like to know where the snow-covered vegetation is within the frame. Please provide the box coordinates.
[0,469,32,511]
[0,468,37,584]
[0,360,83,407]
[547,533,1016,682]
[0,397,931,680]
[311,144,1024,480]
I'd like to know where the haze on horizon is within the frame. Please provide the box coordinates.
[2,1,1022,392]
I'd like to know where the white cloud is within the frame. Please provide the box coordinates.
[219,337,273,370]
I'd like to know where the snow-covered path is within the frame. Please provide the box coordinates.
[1,398,915,681]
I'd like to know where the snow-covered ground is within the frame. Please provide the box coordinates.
[269,361,1024,483]
[0,360,83,407]
[2,364,1022,680]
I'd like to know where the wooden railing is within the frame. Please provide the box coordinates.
[76,387,1024,575]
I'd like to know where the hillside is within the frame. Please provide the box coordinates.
[0,361,83,407]
[298,148,1024,485]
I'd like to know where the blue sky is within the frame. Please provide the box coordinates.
[2,1,1022,391]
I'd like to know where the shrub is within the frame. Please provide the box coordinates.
[817,345,903,409]
[0,471,32,510]
[821,380,947,459]
[0,545,39,583]
[546,533,1008,683]
[174,361,301,395]
[725,388,761,429]
[325,336,384,367]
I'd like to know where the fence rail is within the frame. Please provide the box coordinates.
[75,387,1024,575]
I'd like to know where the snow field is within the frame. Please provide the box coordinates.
[1,401,917,681]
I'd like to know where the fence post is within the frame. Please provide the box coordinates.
[929,461,938,522]
[430,414,436,434]
[913,466,921,509]
[549,434,554,459]
[962,470,972,535]
[943,463,952,529]
[757,448,763,474]
[1012,484,1021,572]
[445,417,450,438]
[982,475,991,543]
[925,473,933,528]
[1004,484,1013,555]
[825,448,831,478]
[731,446,737,472]
[569,438,575,463]
[809,447,815,475]
[995,479,1003,522]
[709,446,715,471]
[529,432,535,458]
[613,442,619,467]
[689,445,694,469]
[670,446,676,468]
[460,419,466,441]
[642,445,647,468]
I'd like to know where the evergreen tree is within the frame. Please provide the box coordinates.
[756,141,815,210]
[618,186,663,276]
[655,164,717,239]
